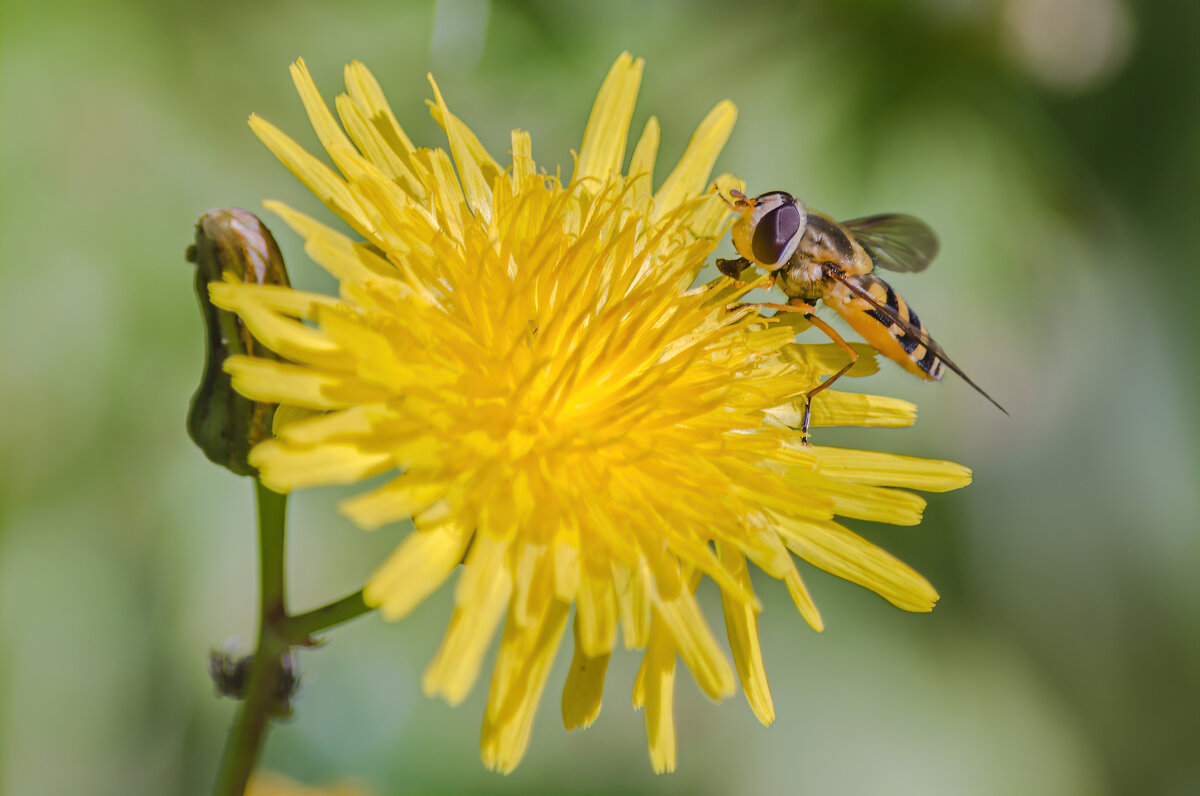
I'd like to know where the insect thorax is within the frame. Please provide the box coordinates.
[798,214,856,265]
[776,259,825,301]
[776,214,853,302]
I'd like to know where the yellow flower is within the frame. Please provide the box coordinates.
[212,54,972,774]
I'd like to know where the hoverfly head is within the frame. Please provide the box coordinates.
[730,191,807,271]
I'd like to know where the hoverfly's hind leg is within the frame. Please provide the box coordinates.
[796,310,858,444]
[730,298,859,445]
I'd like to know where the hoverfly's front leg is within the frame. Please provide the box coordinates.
[716,256,751,282]
[729,298,858,445]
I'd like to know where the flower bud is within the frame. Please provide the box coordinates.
[186,209,290,476]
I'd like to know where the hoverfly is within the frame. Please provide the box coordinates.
[716,189,1005,440]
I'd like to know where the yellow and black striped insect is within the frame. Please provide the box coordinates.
[717,189,1005,440]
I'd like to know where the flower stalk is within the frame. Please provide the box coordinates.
[188,210,375,795]
[285,589,371,641]
[210,482,374,796]
[211,481,290,796]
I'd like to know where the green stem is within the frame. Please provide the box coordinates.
[212,480,289,796]
[257,481,288,626]
[284,590,372,641]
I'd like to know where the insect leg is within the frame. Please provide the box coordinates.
[728,301,795,314]
[716,256,750,280]
[797,312,858,444]
[732,300,858,444]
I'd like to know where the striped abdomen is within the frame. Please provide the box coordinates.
[828,273,945,381]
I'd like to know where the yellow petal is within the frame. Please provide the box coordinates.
[627,117,659,200]
[248,114,371,237]
[786,470,928,526]
[728,528,794,580]
[510,129,535,189]
[815,447,973,492]
[343,60,422,190]
[334,92,423,199]
[574,52,643,186]
[652,100,737,222]
[302,230,400,289]
[771,390,918,429]
[613,561,650,649]
[364,524,469,619]
[274,402,386,444]
[552,537,580,603]
[315,307,413,391]
[289,59,359,177]
[420,147,467,241]
[427,98,503,188]
[561,617,611,731]
[270,404,321,435]
[676,194,727,244]
[327,144,416,245]
[224,356,391,409]
[427,76,492,222]
[682,173,742,241]
[781,559,824,633]
[753,530,824,631]
[716,544,774,726]
[772,514,939,612]
[249,439,392,493]
[480,598,570,774]
[339,476,449,530]
[260,199,344,250]
[208,283,347,369]
[734,479,835,522]
[575,560,618,657]
[633,621,677,774]
[650,576,736,702]
[210,278,340,320]
[424,535,513,705]
[509,542,544,629]
[782,342,881,378]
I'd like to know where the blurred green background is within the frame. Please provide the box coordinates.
[1,1,1196,794]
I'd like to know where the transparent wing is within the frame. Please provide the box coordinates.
[841,214,939,273]
[827,269,1007,414]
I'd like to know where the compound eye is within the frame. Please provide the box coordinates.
[751,199,803,266]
